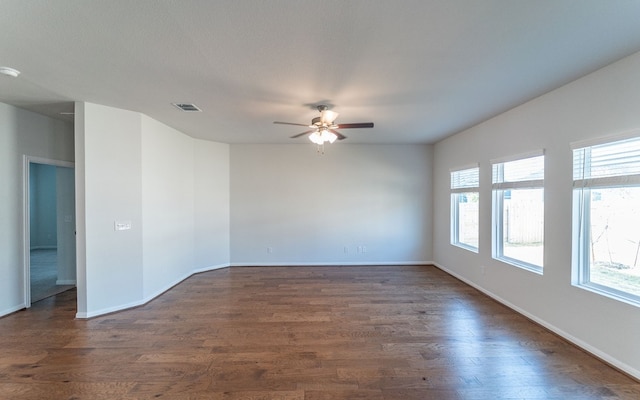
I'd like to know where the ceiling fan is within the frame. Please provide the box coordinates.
[274,105,374,145]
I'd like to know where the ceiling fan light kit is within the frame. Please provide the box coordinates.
[273,105,374,153]
[309,129,338,145]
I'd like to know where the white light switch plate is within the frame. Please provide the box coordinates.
[114,220,132,231]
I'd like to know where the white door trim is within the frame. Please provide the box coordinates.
[23,155,75,308]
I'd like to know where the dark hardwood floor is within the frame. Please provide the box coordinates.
[0,265,638,399]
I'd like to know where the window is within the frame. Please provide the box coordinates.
[492,152,544,272]
[573,134,640,305]
[451,166,479,251]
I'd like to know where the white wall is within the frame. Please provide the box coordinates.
[76,103,230,317]
[74,103,87,315]
[433,51,640,378]
[230,144,433,265]
[141,117,230,299]
[141,116,195,299]
[0,102,74,316]
[77,103,144,317]
[194,140,230,270]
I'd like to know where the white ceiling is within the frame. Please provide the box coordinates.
[2,1,640,144]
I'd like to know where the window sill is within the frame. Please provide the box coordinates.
[493,255,543,275]
[451,242,478,253]
[574,282,640,308]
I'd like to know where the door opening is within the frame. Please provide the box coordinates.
[24,156,76,306]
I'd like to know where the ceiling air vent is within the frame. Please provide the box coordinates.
[172,103,202,112]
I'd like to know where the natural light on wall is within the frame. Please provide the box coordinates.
[572,132,640,306]
[492,151,545,273]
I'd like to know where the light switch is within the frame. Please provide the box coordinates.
[114,220,132,231]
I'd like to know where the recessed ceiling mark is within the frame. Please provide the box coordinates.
[0,67,20,77]
[172,103,202,112]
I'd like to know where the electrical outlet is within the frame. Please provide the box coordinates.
[267,247,273,254]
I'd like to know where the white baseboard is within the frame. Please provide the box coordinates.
[141,263,232,305]
[192,263,231,274]
[432,261,640,381]
[0,303,27,318]
[56,279,76,285]
[75,262,433,319]
[142,272,194,305]
[230,261,433,267]
[76,263,232,319]
[76,298,147,319]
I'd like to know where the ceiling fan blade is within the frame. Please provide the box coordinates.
[290,129,316,139]
[336,122,374,129]
[274,121,310,127]
[329,129,347,140]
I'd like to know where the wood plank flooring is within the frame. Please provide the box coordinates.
[1,265,639,399]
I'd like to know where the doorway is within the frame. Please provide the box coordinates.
[24,157,76,305]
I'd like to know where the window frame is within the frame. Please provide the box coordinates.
[450,165,479,252]
[572,132,640,306]
[491,151,545,274]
